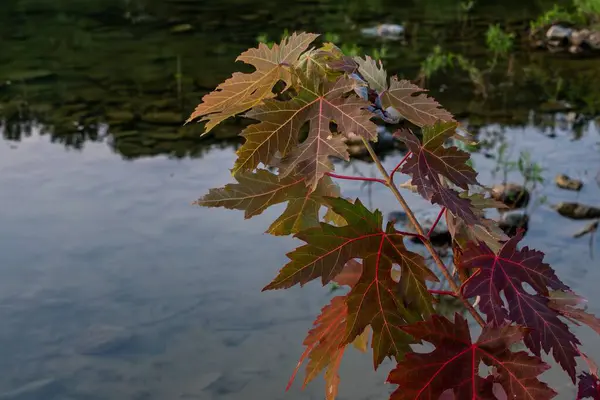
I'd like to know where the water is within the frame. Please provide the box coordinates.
[1,1,600,399]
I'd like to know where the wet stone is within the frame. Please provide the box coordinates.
[555,174,583,191]
[491,183,530,209]
[553,202,600,220]
[498,211,529,237]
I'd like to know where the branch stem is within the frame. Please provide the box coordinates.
[325,172,388,186]
[360,138,486,328]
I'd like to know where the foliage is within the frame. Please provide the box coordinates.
[530,0,600,30]
[188,32,600,400]
[485,24,514,68]
[418,46,486,96]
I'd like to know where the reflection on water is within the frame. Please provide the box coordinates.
[0,118,598,399]
[1,0,600,399]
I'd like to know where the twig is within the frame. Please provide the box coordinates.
[361,137,486,328]
[389,151,412,183]
[427,207,447,239]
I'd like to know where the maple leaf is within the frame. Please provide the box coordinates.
[458,231,580,381]
[577,353,600,399]
[186,32,319,133]
[289,269,369,400]
[548,290,600,335]
[296,43,346,81]
[446,193,509,254]
[278,75,378,188]
[353,56,454,127]
[195,169,340,235]
[263,197,438,367]
[355,55,388,93]
[579,372,600,399]
[396,122,480,224]
[234,74,377,188]
[327,55,359,74]
[289,296,347,400]
[387,314,556,400]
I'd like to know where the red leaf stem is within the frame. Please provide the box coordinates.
[325,172,388,186]
[389,151,412,183]
[426,207,446,239]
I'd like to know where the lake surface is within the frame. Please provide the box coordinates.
[1,1,600,399]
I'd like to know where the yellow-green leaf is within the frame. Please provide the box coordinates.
[195,169,339,236]
[186,32,319,133]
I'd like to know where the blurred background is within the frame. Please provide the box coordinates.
[1,0,599,399]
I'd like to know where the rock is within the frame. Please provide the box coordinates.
[361,24,405,40]
[75,325,135,355]
[570,29,600,51]
[555,174,583,191]
[141,112,182,125]
[0,378,63,400]
[491,184,530,209]
[546,24,572,48]
[553,202,600,219]
[343,126,401,158]
[497,211,529,237]
[106,110,135,125]
[170,24,194,34]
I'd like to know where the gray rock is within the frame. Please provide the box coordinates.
[361,24,405,40]
[553,202,600,220]
[498,211,529,237]
[555,174,583,191]
[491,184,530,209]
[75,325,135,355]
[0,378,63,400]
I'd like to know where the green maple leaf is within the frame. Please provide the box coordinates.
[195,169,340,235]
[297,42,346,81]
[355,55,387,93]
[186,32,319,133]
[263,197,438,367]
[235,74,378,189]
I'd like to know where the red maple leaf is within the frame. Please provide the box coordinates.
[458,230,580,381]
[287,261,371,400]
[548,290,600,336]
[396,122,480,224]
[264,197,439,367]
[578,372,600,400]
[387,314,556,400]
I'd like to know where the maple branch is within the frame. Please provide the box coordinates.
[389,151,412,183]
[325,172,388,186]
[426,207,447,239]
[428,289,457,297]
[360,137,486,328]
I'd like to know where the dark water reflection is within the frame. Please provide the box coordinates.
[1,0,600,399]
